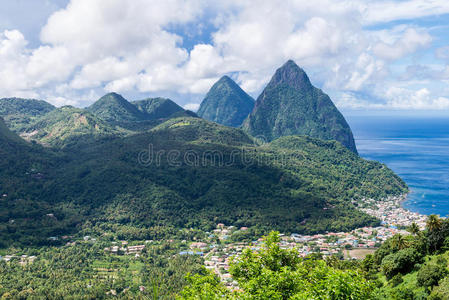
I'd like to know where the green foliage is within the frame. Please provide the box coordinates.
[363,220,449,298]
[242,60,357,153]
[22,106,120,147]
[430,276,449,299]
[179,270,231,300]
[381,248,423,279]
[86,93,196,132]
[0,241,203,299]
[0,97,55,132]
[417,263,447,290]
[87,92,147,123]
[390,274,404,287]
[180,232,375,299]
[197,76,255,127]
[133,97,186,120]
[1,116,408,247]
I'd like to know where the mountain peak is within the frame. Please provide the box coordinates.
[197,76,254,127]
[269,59,312,91]
[99,92,127,103]
[217,75,233,83]
[242,60,357,153]
[133,97,185,120]
[87,93,145,123]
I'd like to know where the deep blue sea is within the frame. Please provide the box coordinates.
[344,112,449,217]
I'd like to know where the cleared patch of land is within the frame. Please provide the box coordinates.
[345,248,376,259]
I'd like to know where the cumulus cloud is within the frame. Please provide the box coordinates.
[385,87,449,110]
[0,0,448,111]
[372,27,432,60]
[361,0,449,24]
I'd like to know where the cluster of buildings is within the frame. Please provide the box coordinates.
[0,254,36,265]
[195,200,423,287]
[104,241,146,256]
[360,195,427,229]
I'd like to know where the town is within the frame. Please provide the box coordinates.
[0,194,430,289]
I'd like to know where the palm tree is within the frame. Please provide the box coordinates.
[426,215,442,232]
[391,234,408,250]
[408,222,420,235]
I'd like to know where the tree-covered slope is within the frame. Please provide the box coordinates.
[87,93,197,132]
[87,92,146,123]
[0,117,82,247]
[21,106,119,147]
[0,116,407,247]
[133,97,185,119]
[34,117,406,240]
[0,116,25,145]
[197,76,255,127]
[0,97,55,131]
[242,60,357,153]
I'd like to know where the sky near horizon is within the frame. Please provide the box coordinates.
[1,0,449,112]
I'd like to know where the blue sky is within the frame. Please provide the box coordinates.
[0,0,449,113]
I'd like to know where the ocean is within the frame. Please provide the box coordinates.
[345,112,449,217]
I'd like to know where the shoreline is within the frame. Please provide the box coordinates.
[360,193,427,229]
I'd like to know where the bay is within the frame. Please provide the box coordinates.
[345,113,449,217]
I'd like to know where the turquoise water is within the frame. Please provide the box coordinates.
[345,113,449,217]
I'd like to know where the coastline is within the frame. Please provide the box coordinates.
[360,193,427,230]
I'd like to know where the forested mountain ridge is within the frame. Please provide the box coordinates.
[87,92,147,123]
[133,97,185,119]
[0,115,407,247]
[197,76,255,127]
[0,97,55,132]
[242,60,357,153]
[20,106,120,147]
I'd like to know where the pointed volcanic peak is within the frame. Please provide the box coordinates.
[242,60,357,153]
[87,92,146,123]
[197,76,255,127]
[133,97,185,120]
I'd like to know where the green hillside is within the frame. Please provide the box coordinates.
[87,93,198,132]
[133,97,185,119]
[0,97,55,131]
[197,76,255,127]
[21,106,119,147]
[0,116,407,247]
[87,92,146,123]
[0,117,81,247]
[17,117,404,243]
[242,60,357,153]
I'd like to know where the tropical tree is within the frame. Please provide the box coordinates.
[391,234,409,251]
[426,215,442,233]
[408,222,420,236]
[179,232,375,299]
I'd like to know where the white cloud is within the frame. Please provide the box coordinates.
[183,103,200,111]
[0,0,448,111]
[336,87,449,110]
[385,87,449,109]
[361,0,449,24]
[373,28,432,60]
[345,53,386,90]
